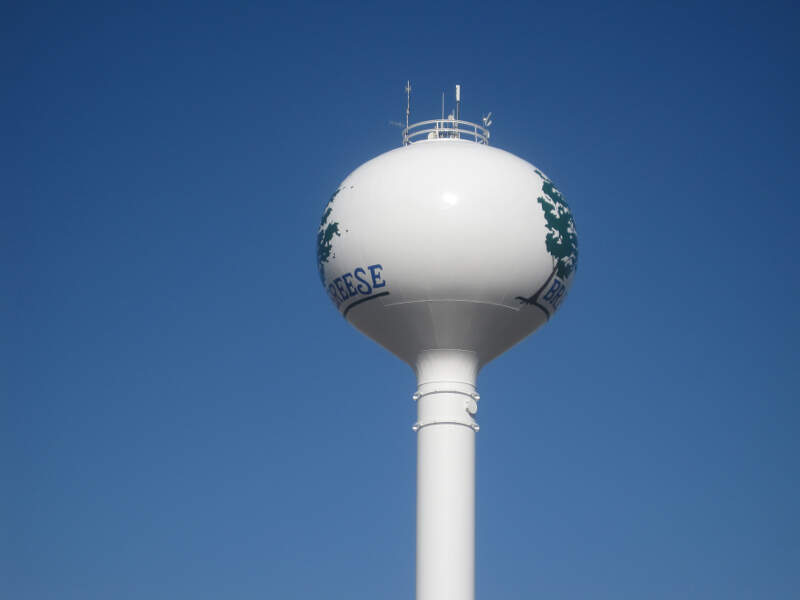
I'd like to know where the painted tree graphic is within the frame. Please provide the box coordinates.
[538,180,578,279]
[316,189,341,284]
[516,177,578,311]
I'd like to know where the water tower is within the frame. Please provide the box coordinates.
[316,83,578,600]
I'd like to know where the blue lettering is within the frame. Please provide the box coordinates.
[334,277,349,300]
[327,284,342,306]
[327,264,387,311]
[543,280,562,304]
[342,273,357,297]
[354,267,372,295]
[368,264,385,289]
[552,285,566,308]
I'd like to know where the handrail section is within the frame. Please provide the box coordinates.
[403,119,490,146]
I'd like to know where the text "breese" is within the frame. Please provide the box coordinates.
[328,264,386,308]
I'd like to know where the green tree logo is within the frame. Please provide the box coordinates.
[316,189,341,284]
[537,177,578,279]
[516,175,578,312]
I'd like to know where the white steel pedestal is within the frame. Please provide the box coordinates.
[413,350,480,600]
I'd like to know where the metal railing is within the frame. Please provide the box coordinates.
[402,119,490,146]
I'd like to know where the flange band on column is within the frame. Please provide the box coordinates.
[412,388,480,432]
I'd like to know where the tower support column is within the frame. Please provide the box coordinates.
[414,350,479,600]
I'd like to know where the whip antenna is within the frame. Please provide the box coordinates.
[405,80,411,130]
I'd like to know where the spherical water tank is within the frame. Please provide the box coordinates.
[316,135,578,371]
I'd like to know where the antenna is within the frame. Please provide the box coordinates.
[405,80,412,130]
[482,112,493,128]
[441,91,445,120]
[455,84,461,121]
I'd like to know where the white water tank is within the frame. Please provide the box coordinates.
[317,127,578,366]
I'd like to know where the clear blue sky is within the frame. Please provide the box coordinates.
[3,2,798,598]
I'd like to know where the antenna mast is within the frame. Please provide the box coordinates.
[405,80,412,131]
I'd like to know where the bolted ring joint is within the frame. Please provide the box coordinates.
[412,388,481,433]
